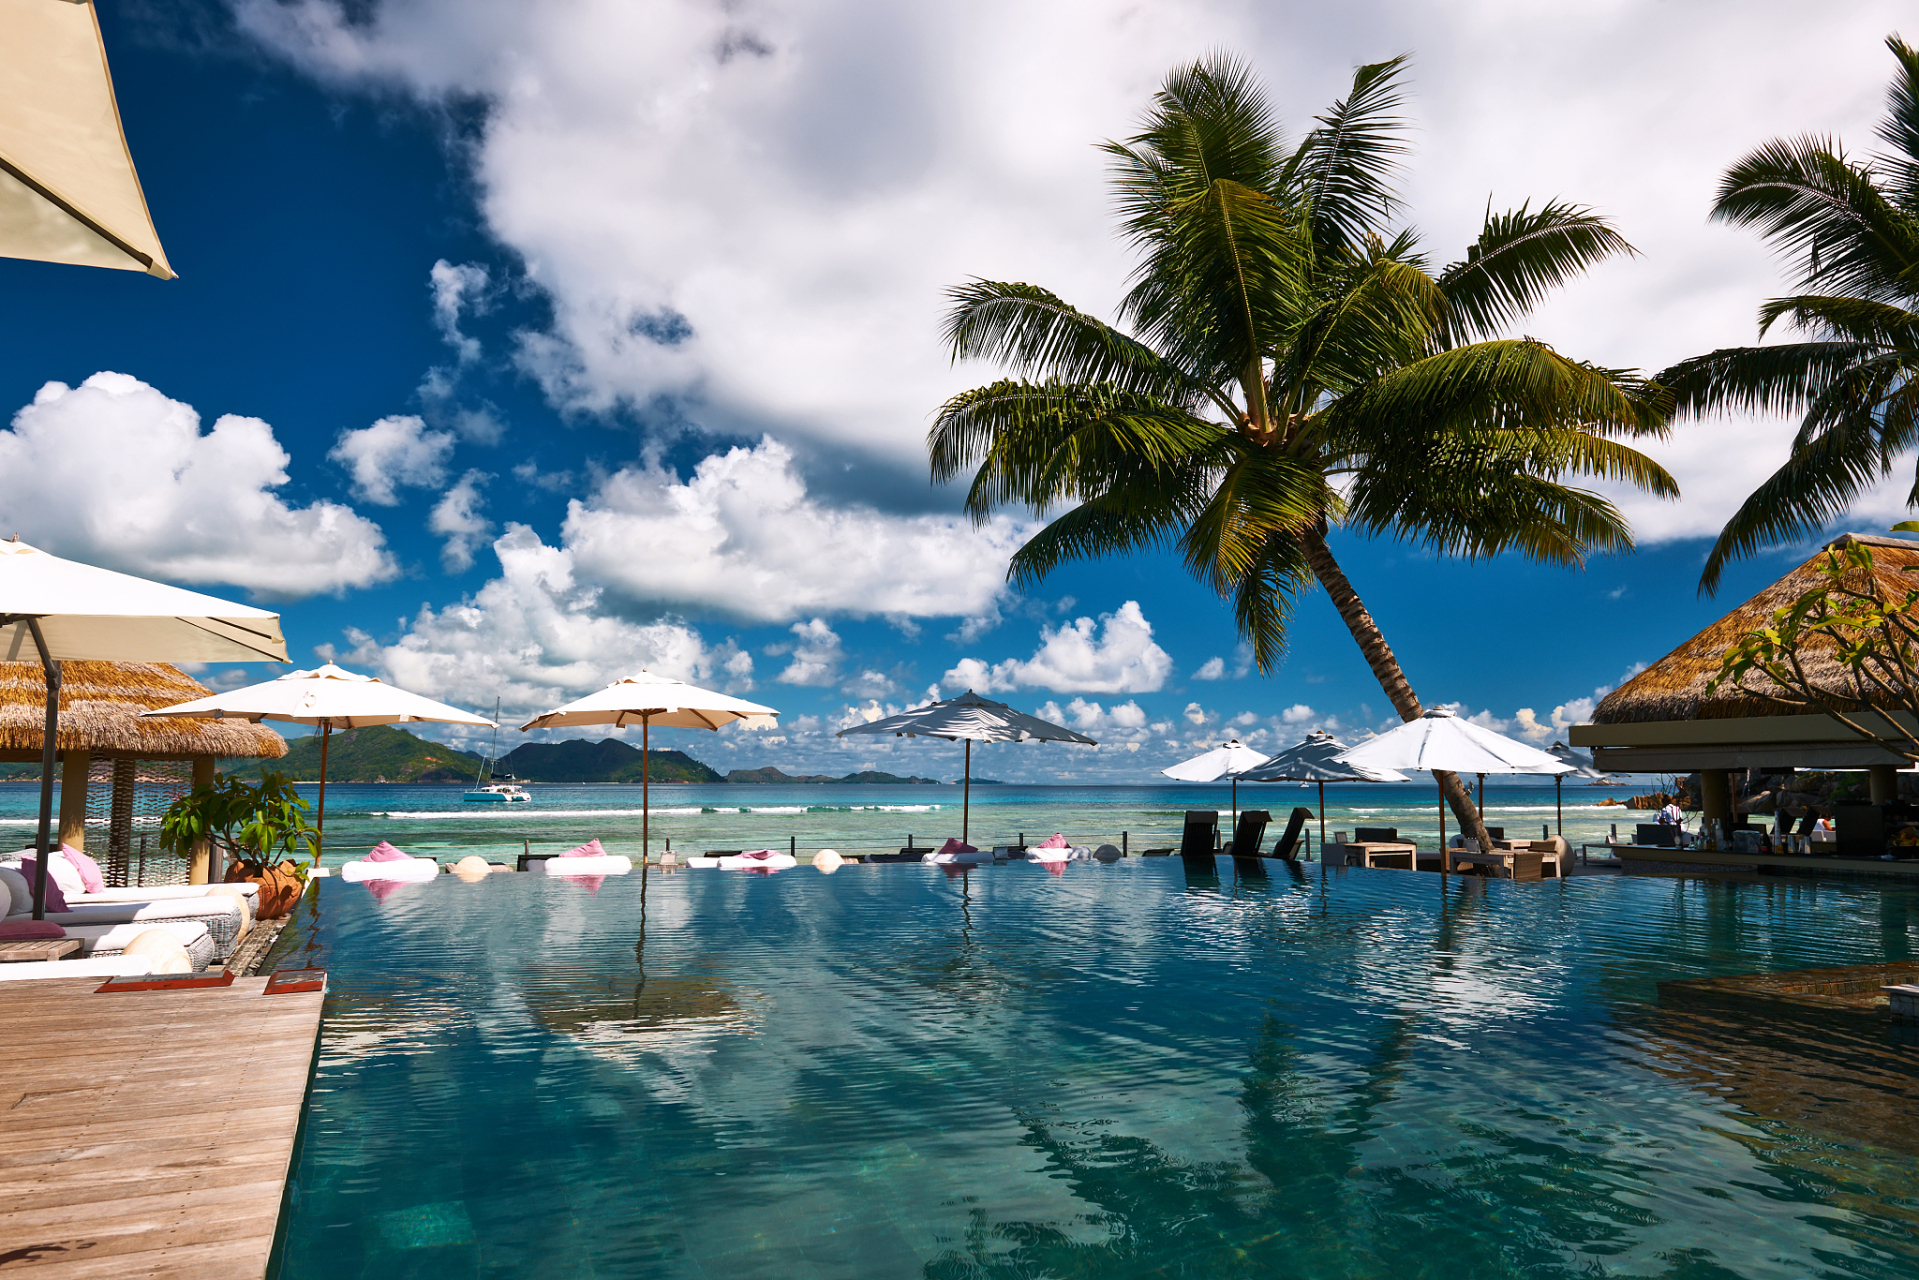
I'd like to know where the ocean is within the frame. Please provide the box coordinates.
[0,776,1654,864]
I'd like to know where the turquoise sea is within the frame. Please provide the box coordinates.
[0,778,1658,865]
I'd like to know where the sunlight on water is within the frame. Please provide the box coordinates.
[271,859,1919,1279]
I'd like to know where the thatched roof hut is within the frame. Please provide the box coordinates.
[0,661,286,761]
[1572,533,1919,779]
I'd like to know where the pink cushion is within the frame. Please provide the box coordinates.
[364,841,411,863]
[936,837,977,857]
[739,849,778,860]
[15,859,68,912]
[0,919,65,940]
[62,845,106,893]
[560,838,605,858]
[1036,833,1070,849]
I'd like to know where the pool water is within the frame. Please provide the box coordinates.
[271,860,1919,1279]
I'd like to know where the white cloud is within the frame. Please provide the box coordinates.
[330,414,455,505]
[1036,697,1150,744]
[943,600,1172,694]
[0,372,395,599]
[562,438,1032,622]
[1192,656,1226,681]
[841,669,895,699]
[1183,702,1212,727]
[336,522,753,713]
[1192,641,1255,682]
[430,469,492,571]
[1278,704,1317,725]
[777,618,842,686]
[1509,662,1647,742]
[429,259,491,364]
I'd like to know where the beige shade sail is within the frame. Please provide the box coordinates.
[0,0,173,278]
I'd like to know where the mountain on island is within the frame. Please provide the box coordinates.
[726,766,943,785]
[242,724,485,783]
[497,739,723,784]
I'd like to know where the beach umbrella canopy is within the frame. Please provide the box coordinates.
[0,0,174,278]
[144,664,494,861]
[836,690,1095,844]
[1336,708,1572,853]
[1161,739,1269,829]
[522,671,778,859]
[0,538,286,917]
[1240,730,1409,842]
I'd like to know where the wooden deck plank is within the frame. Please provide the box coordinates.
[0,975,322,1279]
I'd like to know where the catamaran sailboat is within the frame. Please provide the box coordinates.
[464,700,531,803]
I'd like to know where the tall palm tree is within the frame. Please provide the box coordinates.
[929,55,1675,849]
[1663,36,1919,595]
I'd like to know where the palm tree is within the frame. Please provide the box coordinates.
[929,54,1675,849]
[1662,36,1919,595]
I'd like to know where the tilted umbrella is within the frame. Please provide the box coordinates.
[522,671,777,861]
[0,0,174,278]
[1336,708,1572,859]
[1161,740,1269,832]
[143,664,494,863]
[836,691,1095,845]
[0,539,286,917]
[1546,740,1606,835]
[1239,730,1409,845]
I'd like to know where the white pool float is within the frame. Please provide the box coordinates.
[542,855,633,875]
[339,857,439,883]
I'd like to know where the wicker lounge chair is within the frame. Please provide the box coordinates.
[62,920,215,970]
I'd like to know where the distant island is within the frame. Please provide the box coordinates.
[221,725,939,785]
[727,766,943,785]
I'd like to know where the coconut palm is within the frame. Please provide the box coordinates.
[1663,36,1919,595]
[929,54,1674,847]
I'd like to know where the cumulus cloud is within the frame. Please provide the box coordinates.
[330,414,455,505]
[430,470,492,571]
[1192,656,1226,681]
[1036,697,1149,748]
[1509,662,1648,742]
[333,522,753,714]
[1192,642,1254,682]
[0,372,395,599]
[943,601,1172,694]
[777,619,842,686]
[562,437,1032,622]
[429,259,491,364]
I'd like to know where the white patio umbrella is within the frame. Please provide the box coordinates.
[1161,740,1269,832]
[0,0,174,278]
[1239,730,1410,845]
[521,671,778,860]
[1546,740,1607,835]
[1336,708,1572,857]
[0,538,286,917]
[836,691,1096,845]
[143,664,494,863]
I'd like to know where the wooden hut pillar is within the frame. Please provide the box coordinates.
[188,755,215,885]
[107,757,136,883]
[1869,764,1900,805]
[57,751,89,851]
[1700,769,1734,832]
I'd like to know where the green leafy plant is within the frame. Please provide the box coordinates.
[158,769,319,875]
[1707,538,1919,761]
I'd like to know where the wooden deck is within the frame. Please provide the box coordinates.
[0,975,323,1279]
[1611,842,1919,877]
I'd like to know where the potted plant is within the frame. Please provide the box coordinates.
[158,770,318,919]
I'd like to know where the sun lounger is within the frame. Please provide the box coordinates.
[1270,807,1312,862]
[1223,810,1272,860]
[1177,811,1219,864]
[61,882,261,907]
[30,899,242,961]
[62,920,215,970]
[688,851,798,870]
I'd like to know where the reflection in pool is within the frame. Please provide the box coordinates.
[272,860,1919,1278]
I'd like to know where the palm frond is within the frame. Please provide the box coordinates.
[1228,532,1315,673]
[1436,201,1634,343]
[1658,339,1879,418]
[1283,55,1410,254]
[1754,292,1919,344]
[1877,35,1919,210]
[1006,494,1190,589]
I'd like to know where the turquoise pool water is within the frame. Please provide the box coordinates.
[271,860,1919,1279]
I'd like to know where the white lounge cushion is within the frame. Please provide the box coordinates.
[0,956,156,981]
[540,856,632,875]
[922,849,991,865]
[68,882,260,907]
[339,857,440,882]
[61,920,214,970]
[39,898,242,961]
[687,853,798,870]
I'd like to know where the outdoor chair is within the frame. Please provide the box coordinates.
[1178,811,1219,863]
[1224,810,1271,858]
[1270,807,1312,862]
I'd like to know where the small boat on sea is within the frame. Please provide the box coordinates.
[464,700,531,803]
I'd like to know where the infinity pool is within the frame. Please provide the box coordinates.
[270,861,1919,1279]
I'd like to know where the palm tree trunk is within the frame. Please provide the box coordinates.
[1299,526,1493,859]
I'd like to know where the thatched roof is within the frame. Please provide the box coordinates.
[1593,533,1919,725]
[0,661,287,759]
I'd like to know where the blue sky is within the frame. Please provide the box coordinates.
[1,0,1912,781]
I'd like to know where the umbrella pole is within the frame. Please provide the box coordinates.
[27,620,58,921]
[1318,780,1326,846]
[1438,778,1448,873]
[316,725,330,867]
[1556,774,1563,836]
[1231,775,1238,838]
[963,739,971,845]
[643,717,651,862]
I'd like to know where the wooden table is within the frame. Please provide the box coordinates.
[0,938,80,963]
[1446,847,1557,880]
[1329,841,1417,869]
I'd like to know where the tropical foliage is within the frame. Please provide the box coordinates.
[158,769,318,872]
[1662,36,1919,594]
[1708,538,1919,761]
[930,54,1674,840]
